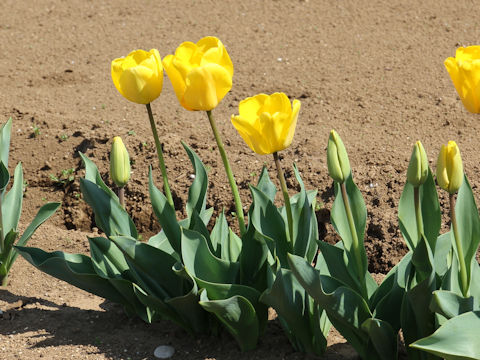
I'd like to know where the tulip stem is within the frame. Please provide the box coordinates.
[273,152,294,247]
[0,194,4,253]
[414,187,424,244]
[449,193,469,297]
[340,182,366,296]
[206,110,246,235]
[146,103,174,208]
[118,187,125,208]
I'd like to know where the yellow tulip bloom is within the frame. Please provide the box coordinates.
[163,36,233,111]
[436,141,463,194]
[231,93,300,155]
[445,46,480,113]
[111,49,163,105]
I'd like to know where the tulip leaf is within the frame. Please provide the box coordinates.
[199,290,260,351]
[0,161,9,191]
[0,230,18,269]
[88,236,130,277]
[2,163,23,234]
[182,141,209,218]
[454,176,480,291]
[434,232,452,278]
[181,228,239,285]
[330,175,368,285]
[256,165,277,202]
[148,167,181,254]
[288,253,375,359]
[80,178,137,239]
[361,318,397,360]
[410,311,480,360]
[187,210,213,251]
[250,185,290,266]
[430,290,478,321]
[210,210,228,256]
[110,235,185,299]
[398,170,441,251]
[238,224,270,290]
[222,228,242,263]
[0,118,12,168]
[7,201,61,269]
[79,152,118,201]
[260,268,329,355]
[15,246,128,304]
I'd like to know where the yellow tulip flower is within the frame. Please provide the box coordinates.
[111,49,163,104]
[231,93,300,155]
[436,141,463,194]
[445,46,480,113]
[162,36,233,111]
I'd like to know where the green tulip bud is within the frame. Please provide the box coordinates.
[327,130,351,183]
[110,136,131,188]
[407,141,428,187]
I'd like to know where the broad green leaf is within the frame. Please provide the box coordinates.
[260,268,329,355]
[434,232,452,278]
[256,165,277,202]
[0,230,18,271]
[0,118,12,167]
[330,175,368,288]
[250,185,290,266]
[411,311,480,360]
[80,178,137,239]
[79,152,118,201]
[89,237,130,277]
[210,210,228,256]
[238,224,270,290]
[8,202,61,268]
[288,253,373,359]
[188,210,213,251]
[361,318,398,360]
[430,290,477,320]
[454,176,480,293]
[111,235,184,299]
[222,228,242,263]
[15,246,127,304]
[181,228,239,284]
[0,161,9,191]
[182,142,208,218]
[398,170,440,251]
[200,290,260,351]
[148,168,181,254]
[2,163,23,234]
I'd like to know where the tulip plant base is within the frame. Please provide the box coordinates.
[1,0,480,359]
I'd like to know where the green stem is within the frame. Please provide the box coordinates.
[340,182,366,295]
[118,187,125,208]
[450,193,469,297]
[273,152,294,247]
[146,103,174,208]
[414,186,424,243]
[206,110,246,235]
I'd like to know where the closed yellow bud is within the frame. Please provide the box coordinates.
[110,137,130,188]
[111,49,163,104]
[444,46,480,113]
[231,93,300,155]
[436,141,463,194]
[327,130,351,184]
[407,141,429,187]
[163,36,233,111]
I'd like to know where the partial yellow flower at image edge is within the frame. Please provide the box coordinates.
[444,45,480,113]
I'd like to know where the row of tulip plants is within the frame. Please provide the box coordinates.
[1,37,479,359]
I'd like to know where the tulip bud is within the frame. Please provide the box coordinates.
[436,141,463,194]
[407,141,428,187]
[110,136,131,188]
[327,130,351,183]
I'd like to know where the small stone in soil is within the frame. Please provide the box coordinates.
[154,345,175,359]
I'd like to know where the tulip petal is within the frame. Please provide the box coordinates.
[183,63,232,111]
[436,145,450,192]
[456,59,480,113]
[231,115,269,155]
[238,94,268,122]
[282,99,300,150]
[198,37,234,78]
[446,141,463,193]
[163,54,188,108]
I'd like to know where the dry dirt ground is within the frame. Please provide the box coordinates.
[1,0,480,359]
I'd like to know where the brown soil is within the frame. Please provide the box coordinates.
[1,0,479,359]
